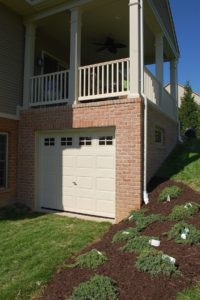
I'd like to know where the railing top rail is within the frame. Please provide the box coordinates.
[31,69,69,80]
[79,57,130,70]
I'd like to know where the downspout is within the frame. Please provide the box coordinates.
[139,0,149,204]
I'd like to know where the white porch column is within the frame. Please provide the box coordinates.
[155,34,163,105]
[129,0,141,97]
[170,59,178,119]
[69,7,81,104]
[170,59,178,100]
[155,34,164,85]
[23,22,36,109]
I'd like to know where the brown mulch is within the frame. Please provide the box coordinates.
[39,178,200,300]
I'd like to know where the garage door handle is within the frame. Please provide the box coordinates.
[73,181,77,186]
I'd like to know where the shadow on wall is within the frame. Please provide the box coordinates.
[147,138,200,192]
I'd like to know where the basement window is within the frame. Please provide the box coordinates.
[99,136,113,145]
[155,127,165,145]
[79,137,92,146]
[61,137,73,146]
[44,138,55,146]
[0,134,7,189]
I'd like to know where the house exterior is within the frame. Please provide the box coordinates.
[0,0,179,222]
[165,83,200,107]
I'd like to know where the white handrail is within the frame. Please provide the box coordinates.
[30,69,69,106]
[78,58,130,101]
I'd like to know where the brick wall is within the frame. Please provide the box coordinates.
[147,101,178,182]
[0,117,18,207]
[18,98,144,222]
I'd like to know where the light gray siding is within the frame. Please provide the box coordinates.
[0,4,24,115]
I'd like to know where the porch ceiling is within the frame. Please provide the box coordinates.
[36,0,158,66]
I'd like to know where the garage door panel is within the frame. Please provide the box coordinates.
[63,186,75,196]
[96,200,115,217]
[76,156,95,168]
[38,129,115,218]
[96,156,115,169]
[76,196,96,212]
[76,176,93,189]
[62,175,75,188]
[96,178,115,192]
[62,155,76,167]
[95,190,115,201]
[63,196,76,210]
[63,167,76,176]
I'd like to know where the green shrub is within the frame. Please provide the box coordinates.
[72,249,107,269]
[135,249,181,277]
[128,208,147,222]
[135,213,165,231]
[121,235,158,254]
[112,227,139,243]
[159,186,182,202]
[167,222,200,245]
[169,202,199,221]
[70,275,118,300]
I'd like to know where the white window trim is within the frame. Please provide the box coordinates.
[155,126,165,146]
[0,133,8,190]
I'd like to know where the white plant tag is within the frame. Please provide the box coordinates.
[162,255,176,264]
[149,239,160,247]
[167,195,171,202]
[128,215,133,221]
[122,231,130,235]
[181,233,187,240]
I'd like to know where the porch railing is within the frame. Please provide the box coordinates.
[30,70,69,106]
[144,67,176,120]
[78,58,130,101]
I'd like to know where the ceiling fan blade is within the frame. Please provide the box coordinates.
[97,46,108,52]
[93,42,106,46]
[115,43,126,49]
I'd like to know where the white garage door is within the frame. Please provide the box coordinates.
[37,129,115,218]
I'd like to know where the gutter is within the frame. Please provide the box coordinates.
[139,0,149,204]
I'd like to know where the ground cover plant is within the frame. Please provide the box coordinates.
[168,202,199,221]
[121,235,158,254]
[127,208,147,222]
[134,213,165,231]
[167,222,200,245]
[159,185,182,202]
[71,249,107,269]
[135,249,182,277]
[112,227,139,243]
[70,275,118,300]
[0,204,110,300]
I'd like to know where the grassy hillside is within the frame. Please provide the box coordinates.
[157,138,200,191]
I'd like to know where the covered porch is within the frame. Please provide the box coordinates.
[23,0,179,120]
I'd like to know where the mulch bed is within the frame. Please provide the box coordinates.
[39,178,200,300]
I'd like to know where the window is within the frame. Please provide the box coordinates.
[44,138,55,146]
[79,137,92,146]
[61,137,73,146]
[155,127,165,145]
[99,136,113,145]
[0,134,7,189]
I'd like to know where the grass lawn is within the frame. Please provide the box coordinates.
[0,204,110,300]
[158,138,200,192]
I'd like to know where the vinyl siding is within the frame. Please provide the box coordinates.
[0,4,24,115]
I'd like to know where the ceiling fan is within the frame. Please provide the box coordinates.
[93,37,126,54]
